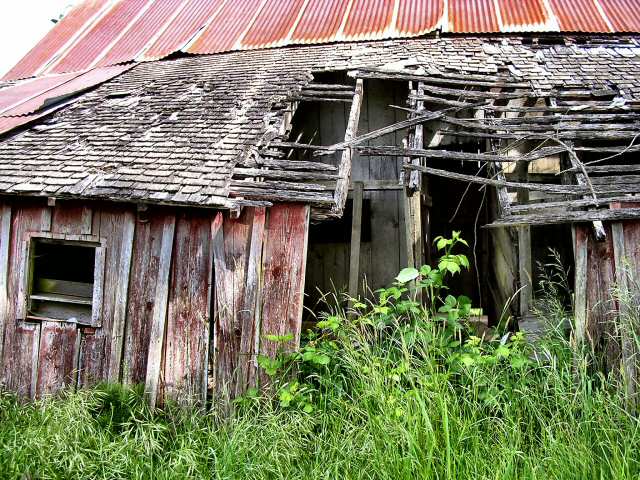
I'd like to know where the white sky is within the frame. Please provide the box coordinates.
[0,1,79,77]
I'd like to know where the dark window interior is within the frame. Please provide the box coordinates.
[309,198,372,244]
[28,240,96,324]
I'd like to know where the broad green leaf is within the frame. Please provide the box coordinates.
[396,267,419,283]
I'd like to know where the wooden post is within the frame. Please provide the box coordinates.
[348,182,363,299]
[611,220,638,408]
[144,215,175,407]
[516,161,532,319]
[573,228,588,348]
[0,205,11,366]
[107,212,135,382]
[332,79,364,216]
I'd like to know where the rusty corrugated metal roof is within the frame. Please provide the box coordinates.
[3,0,110,80]
[95,0,185,66]
[3,0,640,81]
[48,0,152,74]
[0,64,132,135]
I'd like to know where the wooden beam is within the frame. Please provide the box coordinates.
[0,205,11,366]
[332,78,363,216]
[144,215,175,407]
[357,145,566,163]
[107,211,135,382]
[486,207,640,227]
[348,182,363,300]
[611,220,638,408]
[573,228,588,348]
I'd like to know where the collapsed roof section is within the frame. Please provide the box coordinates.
[4,0,640,81]
[0,36,639,221]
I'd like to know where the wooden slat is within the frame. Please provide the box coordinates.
[332,78,363,215]
[573,227,588,347]
[0,205,11,365]
[121,212,166,385]
[144,214,175,407]
[260,205,310,371]
[163,212,212,405]
[35,321,78,397]
[107,211,135,382]
[348,183,364,299]
[487,208,640,227]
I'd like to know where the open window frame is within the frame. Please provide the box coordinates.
[18,232,106,327]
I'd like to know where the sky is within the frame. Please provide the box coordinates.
[0,1,79,77]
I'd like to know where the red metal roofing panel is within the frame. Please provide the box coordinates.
[547,0,611,32]
[448,0,500,32]
[242,0,307,48]
[291,0,351,42]
[396,0,443,35]
[49,0,151,74]
[498,0,551,30]
[141,0,225,60]
[342,0,395,39]
[2,0,109,81]
[0,73,79,115]
[597,0,640,32]
[187,0,263,54]
[96,0,186,66]
[3,64,132,117]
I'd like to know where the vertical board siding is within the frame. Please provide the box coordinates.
[122,212,166,384]
[1,203,49,397]
[36,322,79,397]
[78,206,131,387]
[163,212,212,404]
[260,204,310,361]
[0,205,11,365]
[212,208,254,399]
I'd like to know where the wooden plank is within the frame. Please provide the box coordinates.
[121,212,165,385]
[144,214,175,407]
[106,211,135,382]
[348,183,364,299]
[1,203,48,396]
[260,205,310,370]
[35,321,78,397]
[332,78,363,215]
[239,208,266,393]
[573,227,588,347]
[163,211,212,405]
[51,202,92,235]
[487,208,640,227]
[0,205,11,365]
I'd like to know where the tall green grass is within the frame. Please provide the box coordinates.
[1,245,638,479]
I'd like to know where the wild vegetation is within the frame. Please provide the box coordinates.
[1,234,638,479]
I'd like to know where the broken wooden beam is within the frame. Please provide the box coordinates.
[486,208,640,227]
[357,145,566,163]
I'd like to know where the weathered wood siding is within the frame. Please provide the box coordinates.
[0,199,310,405]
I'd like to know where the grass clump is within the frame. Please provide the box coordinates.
[1,234,639,479]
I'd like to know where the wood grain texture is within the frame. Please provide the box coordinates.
[144,214,175,407]
[163,211,212,405]
[1,202,49,396]
[121,212,166,385]
[260,204,310,365]
[0,205,11,366]
[36,321,78,397]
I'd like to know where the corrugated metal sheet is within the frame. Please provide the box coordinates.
[2,0,109,81]
[291,0,351,42]
[141,0,225,61]
[547,0,611,32]
[342,0,395,39]
[396,0,443,35]
[186,0,264,54]
[0,73,79,115]
[3,0,640,81]
[498,0,552,31]
[242,0,307,49]
[96,0,186,66]
[3,65,132,117]
[48,0,151,74]
[598,0,640,32]
[0,65,132,135]
[448,0,500,33]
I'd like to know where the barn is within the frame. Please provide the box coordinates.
[0,0,639,405]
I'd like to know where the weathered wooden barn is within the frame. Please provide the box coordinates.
[0,0,639,405]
